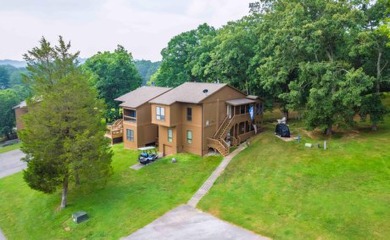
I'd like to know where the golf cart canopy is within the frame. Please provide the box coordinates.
[138,146,157,151]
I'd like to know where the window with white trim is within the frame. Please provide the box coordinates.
[126,129,134,142]
[187,130,192,144]
[156,106,165,120]
[168,128,173,142]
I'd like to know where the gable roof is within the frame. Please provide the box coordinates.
[12,100,27,109]
[149,82,229,105]
[115,86,172,108]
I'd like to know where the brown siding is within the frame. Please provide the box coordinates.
[15,107,28,130]
[154,85,250,156]
[201,86,246,155]
[123,103,158,149]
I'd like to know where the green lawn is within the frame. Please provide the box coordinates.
[0,144,222,239]
[0,142,21,154]
[199,118,390,239]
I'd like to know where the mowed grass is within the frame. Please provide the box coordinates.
[199,115,390,239]
[0,144,222,239]
[0,142,21,154]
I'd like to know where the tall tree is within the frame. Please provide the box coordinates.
[153,23,216,87]
[252,0,376,133]
[0,89,19,139]
[83,45,142,122]
[20,37,112,209]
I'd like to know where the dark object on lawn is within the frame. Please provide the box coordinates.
[138,146,158,165]
[275,123,290,137]
[72,211,89,223]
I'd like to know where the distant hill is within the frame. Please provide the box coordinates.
[0,59,26,68]
[0,58,88,68]
[134,60,161,85]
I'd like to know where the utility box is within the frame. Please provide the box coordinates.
[72,211,89,224]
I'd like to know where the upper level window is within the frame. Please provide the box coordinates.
[187,108,192,121]
[187,130,192,144]
[156,106,165,121]
[168,128,173,142]
[124,109,136,122]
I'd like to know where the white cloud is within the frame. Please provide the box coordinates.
[0,0,252,61]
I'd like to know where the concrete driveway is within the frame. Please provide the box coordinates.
[121,205,270,240]
[0,149,26,179]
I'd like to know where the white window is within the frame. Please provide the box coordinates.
[156,106,165,120]
[187,130,192,144]
[126,129,134,142]
[168,128,173,142]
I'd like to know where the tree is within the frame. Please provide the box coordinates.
[153,23,216,87]
[20,36,112,209]
[204,16,258,94]
[83,45,142,122]
[251,0,377,134]
[0,66,10,89]
[0,89,19,139]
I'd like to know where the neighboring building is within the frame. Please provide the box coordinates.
[115,86,172,149]
[13,100,28,131]
[149,82,262,156]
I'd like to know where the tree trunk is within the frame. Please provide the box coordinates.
[60,176,69,209]
[376,51,382,94]
[371,123,377,131]
[325,124,332,135]
[283,109,289,121]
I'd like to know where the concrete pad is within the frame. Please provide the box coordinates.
[130,163,145,170]
[121,205,270,240]
[0,149,26,179]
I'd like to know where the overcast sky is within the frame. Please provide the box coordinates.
[0,0,252,61]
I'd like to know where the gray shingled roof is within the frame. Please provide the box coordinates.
[115,86,172,108]
[149,82,227,105]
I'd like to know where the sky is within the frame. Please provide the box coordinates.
[0,0,252,61]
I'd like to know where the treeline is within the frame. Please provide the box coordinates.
[151,0,390,134]
[0,65,30,139]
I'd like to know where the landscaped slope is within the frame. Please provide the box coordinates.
[199,120,390,239]
[0,144,222,239]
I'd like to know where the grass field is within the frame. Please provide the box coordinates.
[0,144,222,239]
[0,142,21,154]
[199,110,390,239]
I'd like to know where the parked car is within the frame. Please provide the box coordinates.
[138,146,159,164]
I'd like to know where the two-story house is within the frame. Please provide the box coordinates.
[149,82,262,156]
[115,86,172,149]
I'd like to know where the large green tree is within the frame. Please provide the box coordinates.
[20,37,112,209]
[252,0,378,133]
[83,45,141,122]
[153,23,216,87]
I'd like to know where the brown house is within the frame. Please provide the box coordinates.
[13,100,28,130]
[149,82,262,156]
[115,86,172,149]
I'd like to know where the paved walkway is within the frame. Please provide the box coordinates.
[0,149,26,179]
[123,142,271,240]
[121,205,269,240]
[188,143,247,207]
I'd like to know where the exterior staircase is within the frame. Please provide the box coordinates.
[208,114,255,156]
